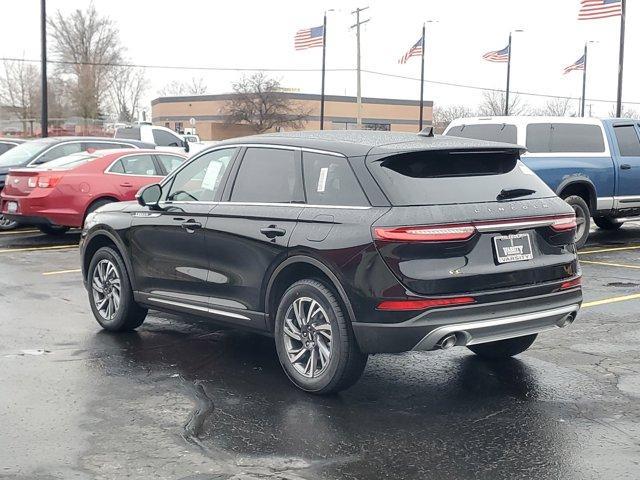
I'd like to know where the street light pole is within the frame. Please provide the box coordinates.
[320,11,328,130]
[351,7,370,128]
[40,0,48,137]
[504,32,512,116]
[615,0,626,117]
[581,42,588,117]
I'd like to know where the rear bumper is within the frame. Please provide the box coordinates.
[1,196,82,227]
[352,287,582,353]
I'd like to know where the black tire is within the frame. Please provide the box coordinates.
[468,334,537,359]
[0,214,18,231]
[593,216,623,231]
[562,195,590,248]
[38,224,70,236]
[83,198,114,226]
[274,279,368,394]
[87,246,147,331]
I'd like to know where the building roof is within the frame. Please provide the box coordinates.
[216,130,525,157]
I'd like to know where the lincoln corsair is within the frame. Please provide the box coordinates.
[80,131,582,394]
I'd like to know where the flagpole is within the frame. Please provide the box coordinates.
[320,12,327,130]
[615,0,626,117]
[504,32,512,116]
[419,23,425,131]
[581,43,588,117]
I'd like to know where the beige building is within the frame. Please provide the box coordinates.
[151,92,433,141]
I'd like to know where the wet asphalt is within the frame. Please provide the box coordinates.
[0,226,639,480]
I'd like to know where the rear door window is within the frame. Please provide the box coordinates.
[446,124,517,144]
[231,148,303,203]
[34,142,84,164]
[367,150,555,206]
[526,123,605,153]
[613,125,640,156]
[119,155,159,176]
[302,152,368,206]
[114,127,141,140]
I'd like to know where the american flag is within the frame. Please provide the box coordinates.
[294,25,325,50]
[482,45,510,63]
[578,0,622,20]
[563,54,586,74]
[398,37,424,64]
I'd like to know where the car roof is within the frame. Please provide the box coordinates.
[215,130,525,157]
[29,136,155,147]
[0,138,26,144]
[446,116,606,129]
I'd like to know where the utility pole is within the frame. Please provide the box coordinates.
[40,0,48,137]
[615,0,626,117]
[351,7,369,128]
[320,11,328,130]
[419,23,426,131]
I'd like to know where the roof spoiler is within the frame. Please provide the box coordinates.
[418,126,434,137]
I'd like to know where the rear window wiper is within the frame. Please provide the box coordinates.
[497,188,536,201]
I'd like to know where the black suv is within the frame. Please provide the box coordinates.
[80,131,582,394]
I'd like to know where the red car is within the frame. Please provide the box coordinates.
[0,149,186,234]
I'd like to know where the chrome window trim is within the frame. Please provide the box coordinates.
[104,152,163,177]
[29,140,139,166]
[159,200,371,210]
[146,296,250,320]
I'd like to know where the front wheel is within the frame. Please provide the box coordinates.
[468,334,537,359]
[593,216,623,231]
[0,214,18,231]
[274,279,368,394]
[38,224,70,236]
[563,195,590,248]
[87,246,147,331]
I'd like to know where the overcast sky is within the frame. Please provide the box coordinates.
[2,0,638,117]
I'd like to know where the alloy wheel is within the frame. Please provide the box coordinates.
[91,259,122,321]
[282,297,333,378]
[0,215,17,230]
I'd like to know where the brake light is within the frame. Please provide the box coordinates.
[36,175,62,188]
[27,177,37,188]
[560,277,582,290]
[551,216,577,232]
[374,224,476,242]
[376,296,476,311]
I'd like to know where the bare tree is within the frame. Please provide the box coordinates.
[477,90,529,116]
[432,104,476,133]
[533,97,575,116]
[48,3,124,121]
[222,72,310,133]
[608,104,639,119]
[0,60,40,126]
[158,77,208,97]
[108,67,147,122]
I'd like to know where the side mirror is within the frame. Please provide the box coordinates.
[183,139,190,153]
[136,183,162,209]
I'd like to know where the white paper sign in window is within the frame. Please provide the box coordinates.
[317,167,328,193]
[201,161,223,190]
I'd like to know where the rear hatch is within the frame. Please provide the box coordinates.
[367,146,578,295]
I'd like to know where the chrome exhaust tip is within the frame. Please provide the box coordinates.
[556,312,576,328]
[436,333,458,350]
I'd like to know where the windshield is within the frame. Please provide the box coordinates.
[0,139,56,168]
[41,153,98,170]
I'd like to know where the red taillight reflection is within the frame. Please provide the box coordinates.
[550,216,577,232]
[376,296,476,311]
[374,225,476,242]
[560,277,582,290]
[36,175,62,188]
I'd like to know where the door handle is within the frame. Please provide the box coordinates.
[120,182,133,187]
[260,226,286,238]
[181,220,202,231]
[620,164,632,170]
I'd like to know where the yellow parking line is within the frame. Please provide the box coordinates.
[42,268,81,276]
[583,293,640,308]
[579,259,640,270]
[579,244,640,255]
[0,229,40,236]
[0,244,78,254]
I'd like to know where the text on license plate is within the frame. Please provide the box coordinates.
[493,233,533,264]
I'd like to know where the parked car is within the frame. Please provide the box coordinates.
[0,136,155,230]
[114,124,206,155]
[444,116,640,247]
[1,149,186,235]
[0,138,25,156]
[80,131,582,394]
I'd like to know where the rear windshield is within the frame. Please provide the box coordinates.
[367,150,555,206]
[446,124,518,144]
[526,123,605,153]
[114,127,141,140]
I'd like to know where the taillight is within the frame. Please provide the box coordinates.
[36,175,62,188]
[551,216,577,231]
[560,276,581,290]
[374,224,476,242]
[27,177,37,188]
[376,296,476,311]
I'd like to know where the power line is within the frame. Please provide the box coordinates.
[2,56,639,106]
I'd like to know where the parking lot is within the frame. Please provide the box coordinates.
[1,226,639,480]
